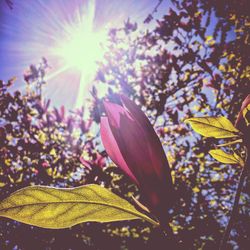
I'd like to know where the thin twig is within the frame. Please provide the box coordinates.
[219,162,248,249]
[143,0,164,23]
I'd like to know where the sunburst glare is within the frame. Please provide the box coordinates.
[54,30,105,72]
[0,0,158,108]
[48,0,107,107]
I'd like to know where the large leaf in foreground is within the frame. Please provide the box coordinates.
[185,116,239,138]
[209,149,244,166]
[0,185,158,229]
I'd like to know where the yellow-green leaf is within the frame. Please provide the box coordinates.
[0,185,158,229]
[242,103,250,126]
[185,116,239,138]
[209,149,244,166]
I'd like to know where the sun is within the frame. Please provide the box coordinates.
[47,0,108,107]
[54,26,105,72]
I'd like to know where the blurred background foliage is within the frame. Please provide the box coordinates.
[0,0,249,249]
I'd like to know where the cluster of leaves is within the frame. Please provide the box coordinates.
[0,0,249,249]
[0,83,92,190]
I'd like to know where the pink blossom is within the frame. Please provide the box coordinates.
[100,95,174,224]
[42,161,49,168]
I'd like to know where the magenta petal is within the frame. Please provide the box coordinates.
[120,94,152,131]
[103,101,133,128]
[100,117,138,184]
[103,101,163,186]
[79,156,92,170]
[104,105,173,214]
[102,97,175,221]
[121,95,172,183]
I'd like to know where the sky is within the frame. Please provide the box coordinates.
[0,0,170,109]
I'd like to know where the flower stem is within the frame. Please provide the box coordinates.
[219,162,248,249]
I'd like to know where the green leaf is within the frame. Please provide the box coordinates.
[0,184,158,229]
[209,149,244,166]
[185,116,239,138]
